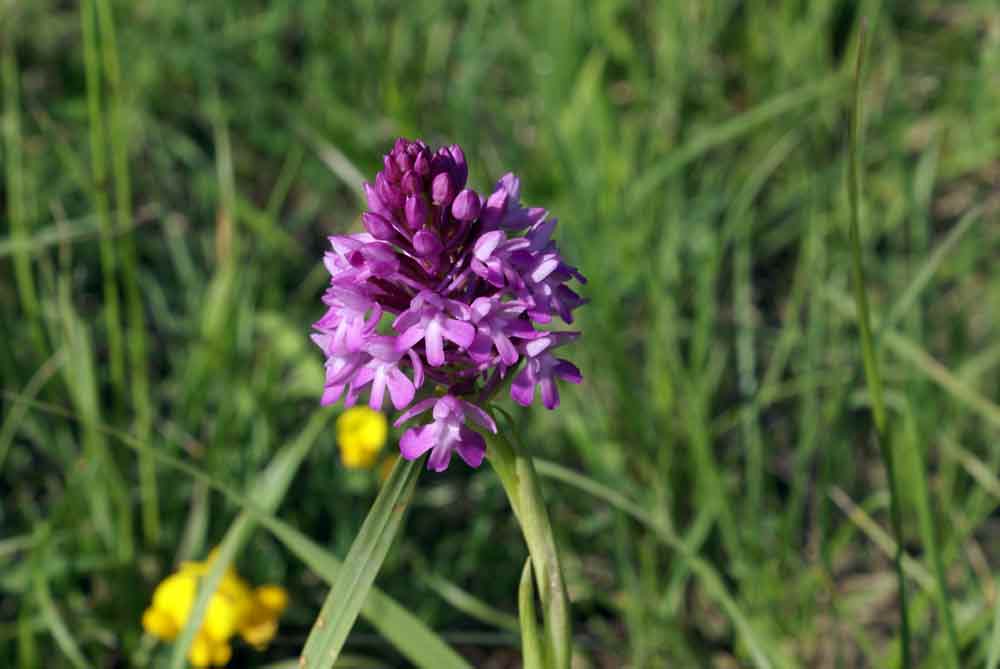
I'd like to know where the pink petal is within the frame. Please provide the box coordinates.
[540,376,559,410]
[510,366,536,407]
[400,425,435,460]
[474,230,504,261]
[395,325,425,353]
[424,320,445,366]
[427,440,454,472]
[494,333,519,366]
[386,368,415,410]
[461,401,497,433]
[456,427,486,468]
[394,397,437,427]
[368,367,387,410]
[320,385,343,406]
[555,359,582,384]
[441,319,475,348]
[406,349,424,388]
[530,255,560,283]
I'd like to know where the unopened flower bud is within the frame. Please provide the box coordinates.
[431,172,455,206]
[413,229,444,257]
[451,189,481,222]
[362,212,395,240]
[404,195,428,230]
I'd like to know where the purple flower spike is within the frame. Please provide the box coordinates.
[312,138,585,471]
[397,395,496,471]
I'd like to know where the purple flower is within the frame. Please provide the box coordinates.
[393,291,476,367]
[396,396,496,472]
[511,333,582,410]
[312,138,585,471]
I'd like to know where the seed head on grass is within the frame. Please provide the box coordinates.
[312,138,585,471]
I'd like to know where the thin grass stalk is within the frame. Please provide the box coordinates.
[2,23,45,355]
[80,0,125,394]
[93,0,159,546]
[845,22,912,667]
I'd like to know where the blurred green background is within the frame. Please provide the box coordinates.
[2,1,999,667]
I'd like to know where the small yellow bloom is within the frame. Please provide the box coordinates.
[239,585,290,649]
[142,552,288,667]
[336,407,388,469]
[189,633,231,668]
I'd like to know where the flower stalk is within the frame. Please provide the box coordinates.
[486,428,571,669]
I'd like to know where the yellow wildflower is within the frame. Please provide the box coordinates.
[336,407,388,469]
[142,553,288,667]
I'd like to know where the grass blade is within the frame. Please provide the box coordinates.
[422,572,519,633]
[883,206,982,331]
[823,289,1000,430]
[989,582,1000,669]
[34,572,92,669]
[2,24,44,353]
[627,74,842,210]
[898,407,960,666]
[844,22,912,667]
[299,456,421,668]
[93,0,159,547]
[518,560,545,669]
[80,0,125,394]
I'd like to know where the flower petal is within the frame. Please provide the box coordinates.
[386,368,415,410]
[424,319,445,366]
[441,318,475,349]
[510,365,536,407]
[400,425,436,461]
[427,440,454,472]
[394,397,438,427]
[460,401,497,433]
[455,426,486,468]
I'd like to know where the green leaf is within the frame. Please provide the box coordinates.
[299,456,421,668]
[260,511,471,669]
[422,571,519,633]
[518,559,545,669]
[34,572,92,669]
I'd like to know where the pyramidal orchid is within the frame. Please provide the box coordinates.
[312,138,585,472]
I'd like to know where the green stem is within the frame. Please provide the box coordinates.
[81,0,125,396]
[846,23,912,667]
[486,428,571,669]
[93,0,159,547]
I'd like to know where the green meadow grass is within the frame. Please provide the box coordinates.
[2,1,999,667]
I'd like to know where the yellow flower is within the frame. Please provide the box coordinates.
[239,585,289,649]
[142,552,289,667]
[336,407,388,469]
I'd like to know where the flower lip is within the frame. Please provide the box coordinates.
[397,395,496,472]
